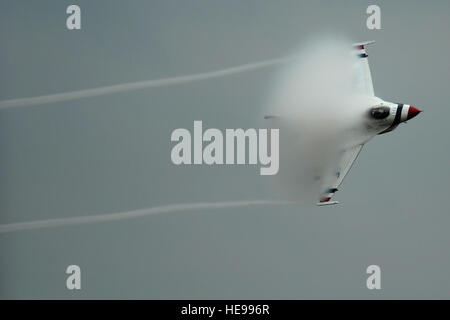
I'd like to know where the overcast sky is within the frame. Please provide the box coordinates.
[1,0,449,299]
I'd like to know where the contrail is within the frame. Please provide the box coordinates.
[0,56,291,110]
[0,200,295,234]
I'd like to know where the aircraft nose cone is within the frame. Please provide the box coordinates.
[407,105,422,120]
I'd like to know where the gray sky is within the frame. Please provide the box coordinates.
[1,0,449,299]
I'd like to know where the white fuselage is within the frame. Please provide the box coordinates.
[340,96,415,150]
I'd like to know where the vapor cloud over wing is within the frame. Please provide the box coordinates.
[264,37,362,203]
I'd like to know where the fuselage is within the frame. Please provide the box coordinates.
[340,96,421,149]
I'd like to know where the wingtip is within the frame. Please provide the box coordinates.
[316,200,340,206]
[353,40,375,49]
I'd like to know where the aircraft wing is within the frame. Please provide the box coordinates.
[317,144,364,205]
[353,41,375,97]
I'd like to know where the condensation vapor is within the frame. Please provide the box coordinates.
[264,37,362,204]
[0,37,361,234]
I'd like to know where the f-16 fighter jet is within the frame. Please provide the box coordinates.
[266,41,422,205]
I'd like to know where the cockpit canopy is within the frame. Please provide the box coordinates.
[369,106,390,119]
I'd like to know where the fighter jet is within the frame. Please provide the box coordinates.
[266,41,422,205]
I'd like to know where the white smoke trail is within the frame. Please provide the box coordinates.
[0,200,295,234]
[0,57,291,110]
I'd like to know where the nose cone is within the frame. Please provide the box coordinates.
[407,105,422,120]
